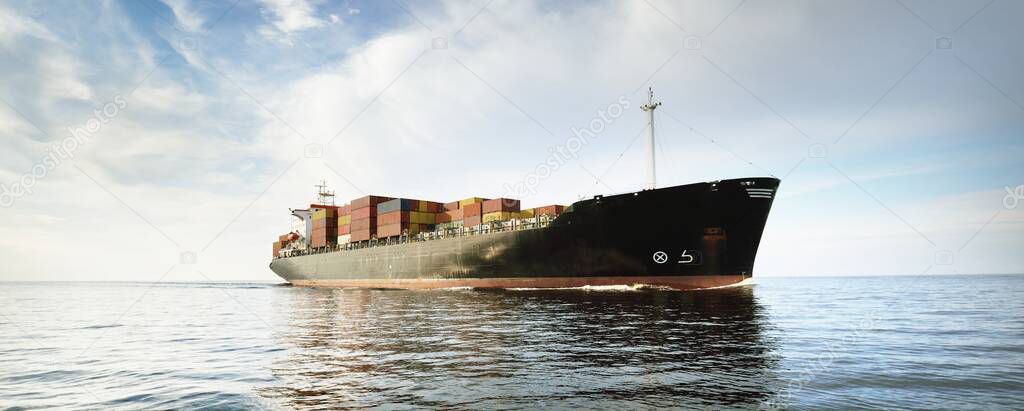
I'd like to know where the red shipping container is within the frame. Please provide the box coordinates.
[465,215,482,227]
[339,224,351,235]
[340,204,351,216]
[483,198,520,213]
[443,201,460,211]
[463,203,483,218]
[351,229,373,242]
[534,205,566,216]
[351,218,377,231]
[352,207,378,220]
[311,230,335,247]
[378,211,410,225]
[351,195,393,210]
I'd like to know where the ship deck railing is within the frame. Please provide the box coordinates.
[278,215,558,259]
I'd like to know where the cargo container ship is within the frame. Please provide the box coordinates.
[269,90,779,290]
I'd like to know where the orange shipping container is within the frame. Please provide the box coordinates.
[378,223,429,238]
[436,209,463,223]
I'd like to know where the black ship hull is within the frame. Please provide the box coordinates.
[269,177,779,290]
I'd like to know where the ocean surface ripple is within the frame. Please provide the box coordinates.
[1,275,1022,410]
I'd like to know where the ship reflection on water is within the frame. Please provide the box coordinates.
[258,286,781,409]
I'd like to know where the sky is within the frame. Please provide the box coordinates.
[0,0,1021,282]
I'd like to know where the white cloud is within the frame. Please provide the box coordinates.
[131,83,210,113]
[259,0,323,35]
[161,0,205,32]
[0,5,56,44]
[0,5,92,102]
[1,0,1021,282]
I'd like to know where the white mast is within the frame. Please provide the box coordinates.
[640,87,661,190]
[314,180,335,206]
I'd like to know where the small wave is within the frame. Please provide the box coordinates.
[506,284,676,292]
[78,324,123,330]
[695,277,756,290]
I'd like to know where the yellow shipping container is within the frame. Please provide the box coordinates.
[410,211,436,224]
[313,208,336,220]
[483,211,515,223]
[518,209,535,218]
[338,214,351,225]
[459,197,487,207]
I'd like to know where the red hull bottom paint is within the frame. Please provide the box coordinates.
[290,275,749,290]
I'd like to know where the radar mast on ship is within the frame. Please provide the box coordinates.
[314,180,335,206]
[641,87,662,190]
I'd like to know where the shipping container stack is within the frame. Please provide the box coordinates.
[436,200,465,230]
[532,204,566,217]
[337,204,352,245]
[376,198,442,238]
[350,195,392,242]
[275,193,570,253]
[482,198,521,223]
[310,205,339,248]
[460,197,488,227]
[273,232,299,257]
